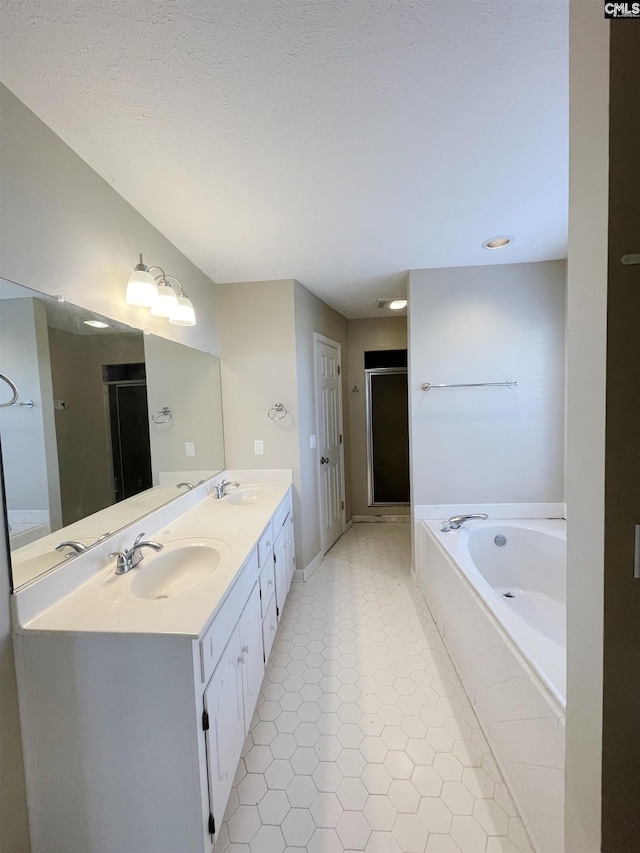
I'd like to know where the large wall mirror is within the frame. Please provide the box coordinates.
[0,278,225,590]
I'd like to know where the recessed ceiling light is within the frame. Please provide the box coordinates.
[84,320,110,329]
[482,235,514,250]
[389,300,408,310]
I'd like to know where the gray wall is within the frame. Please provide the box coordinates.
[408,261,566,507]
[293,281,349,567]
[216,280,302,562]
[346,317,408,518]
[216,279,349,572]
[0,84,219,357]
[0,85,220,853]
[564,4,609,850]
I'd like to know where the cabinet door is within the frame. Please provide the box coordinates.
[239,583,265,736]
[284,513,295,588]
[204,626,245,828]
[273,524,287,619]
[262,593,278,664]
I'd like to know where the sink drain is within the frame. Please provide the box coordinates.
[494,534,507,547]
[502,591,515,598]
[156,594,169,600]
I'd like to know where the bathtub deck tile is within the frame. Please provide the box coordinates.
[215,523,532,853]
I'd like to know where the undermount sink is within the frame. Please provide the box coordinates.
[225,485,278,506]
[129,539,230,600]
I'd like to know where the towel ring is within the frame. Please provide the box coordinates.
[152,406,173,424]
[0,373,19,407]
[268,403,287,421]
[0,373,34,408]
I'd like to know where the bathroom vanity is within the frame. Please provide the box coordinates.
[11,472,294,853]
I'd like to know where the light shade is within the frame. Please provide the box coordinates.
[126,267,158,307]
[151,281,179,317]
[169,293,196,326]
[389,299,407,310]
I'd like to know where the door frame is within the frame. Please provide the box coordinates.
[313,333,347,554]
[365,366,410,507]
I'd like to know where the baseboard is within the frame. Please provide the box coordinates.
[292,550,324,583]
[344,519,353,532]
[352,515,411,523]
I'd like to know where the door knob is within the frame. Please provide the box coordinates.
[320,457,329,465]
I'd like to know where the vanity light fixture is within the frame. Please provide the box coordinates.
[389,299,408,310]
[150,277,179,318]
[126,255,196,326]
[169,289,197,326]
[482,235,514,250]
[126,255,158,307]
[83,320,110,329]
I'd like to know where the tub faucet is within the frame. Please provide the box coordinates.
[109,532,163,575]
[441,514,488,532]
[213,479,240,499]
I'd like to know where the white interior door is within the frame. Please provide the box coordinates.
[314,334,345,554]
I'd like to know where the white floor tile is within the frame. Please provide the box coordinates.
[215,524,531,853]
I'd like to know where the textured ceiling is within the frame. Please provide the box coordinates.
[0,0,568,318]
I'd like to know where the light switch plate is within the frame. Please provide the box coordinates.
[185,441,195,457]
[310,434,317,449]
[254,440,264,455]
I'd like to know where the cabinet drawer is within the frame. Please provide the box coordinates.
[262,595,278,664]
[200,548,258,683]
[272,493,292,533]
[259,555,276,617]
[257,523,273,569]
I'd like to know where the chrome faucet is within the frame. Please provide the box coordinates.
[177,480,205,490]
[109,532,163,575]
[441,513,489,532]
[55,540,87,557]
[213,479,240,499]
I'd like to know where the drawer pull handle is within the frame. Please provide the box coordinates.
[242,645,249,654]
[268,579,273,587]
[237,656,244,666]
[271,624,276,633]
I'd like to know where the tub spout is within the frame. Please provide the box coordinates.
[441,513,488,532]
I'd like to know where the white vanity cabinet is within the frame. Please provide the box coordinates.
[14,487,295,853]
[284,512,295,588]
[204,621,246,830]
[237,582,264,735]
[272,499,295,620]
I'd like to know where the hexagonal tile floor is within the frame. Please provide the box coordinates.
[214,523,533,853]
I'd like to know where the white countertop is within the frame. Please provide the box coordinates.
[14,477,291,639]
